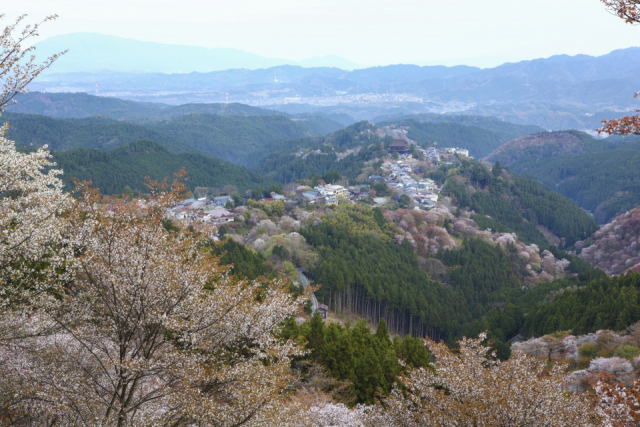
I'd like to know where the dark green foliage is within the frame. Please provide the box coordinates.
[372,207,386,228]
[254,137,385,184]
[50,139,271,194]
[272,245,290,260]
[438,238,521,318]
[398,194,411,208]
[377,113,544,142]
[508,147,640,223]
[322,171,342,184]
[209,238,274,280]
[301,208,468,338]
[371,181,389,196]
[492,161,502,177]
[393,334,431,368]
[460,305,525,360]
[522,272,640,337]
[4,112,194,153]
[299,207,541,346]
[154,113,313,166]
[3,111,340,169]
[283,313,430,404]
[444,161,598,248]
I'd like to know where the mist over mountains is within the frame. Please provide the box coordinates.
[35,33,363,73]
[28,33,640,131]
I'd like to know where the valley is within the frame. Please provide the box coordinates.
[5,9,640,423]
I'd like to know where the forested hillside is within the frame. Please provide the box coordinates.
[254,122,386,183]
[50,139,270,194]
[302,207,466,342]
[509,146,640,223]
[441,160,598,248]
[376,113,544,141]
[296,203,590,359]
[4,112,196,152]
[7,91,165,119]
[484,131,640,222]
[522,271,640,337]
[153,113,313,166]
[377,116,544,158]
[3,109,342,167]
[7,92,344,134]
[577,206,640,275]
[485,130,607,165]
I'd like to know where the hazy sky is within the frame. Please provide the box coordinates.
[5,0,640,68]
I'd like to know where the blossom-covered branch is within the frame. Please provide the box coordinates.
[1,177,309,425]
[0,14,65,110]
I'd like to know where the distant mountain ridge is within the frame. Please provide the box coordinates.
[35,33,362,73]
[27,45,640,130]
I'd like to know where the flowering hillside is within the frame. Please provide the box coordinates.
[578,206,640,275]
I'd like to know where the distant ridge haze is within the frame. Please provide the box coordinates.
[35,33,363,73]
[27,35,640,131]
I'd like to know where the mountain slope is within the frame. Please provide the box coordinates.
[489,132,640,222]
[3,112,196,152]
[485,131,608,165]
[441,161,598,248]
[6,93,345,136]
[378,119,507,158]
[375,113,544,142]
[153,113,314,166]
[6,92,165,119]
[26,46,640,131]
[577,206,640,275]
[51,139,269,194]
[2,110,340,167]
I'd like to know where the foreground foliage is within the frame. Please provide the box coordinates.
[283,315,430,405]
[362,334,597,426]
[1,175,307,425]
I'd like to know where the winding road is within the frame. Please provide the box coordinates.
[297,268,318,314]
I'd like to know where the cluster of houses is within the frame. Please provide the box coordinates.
[423,147,440,163]
[442,147,470,157]
[300,184,367,205]
[387,137,470,164]
[166,196,235,226]
[386,161,440,209]
[164,140,470,221]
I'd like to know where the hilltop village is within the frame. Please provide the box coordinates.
[167,139,470,226]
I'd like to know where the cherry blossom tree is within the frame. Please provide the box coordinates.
[1,177,309,426]
[0,13,71,337]
[0,14,72,425]
[0,14,65,110]
[0,176,304,426]
[0,124,73,311]
[595,378,640,427]
[361,334,597,427]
